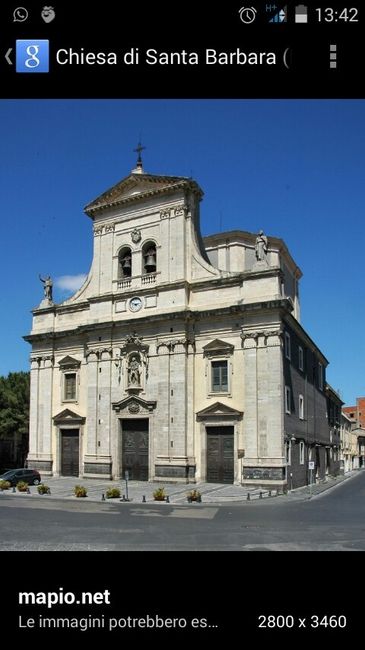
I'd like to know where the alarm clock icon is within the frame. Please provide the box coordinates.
[238,7,257,24]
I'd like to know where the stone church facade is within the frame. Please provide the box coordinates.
[25,159,330,489]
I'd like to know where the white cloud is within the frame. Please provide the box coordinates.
[55,274,87,293]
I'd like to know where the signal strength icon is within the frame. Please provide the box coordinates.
[269,5,287,22]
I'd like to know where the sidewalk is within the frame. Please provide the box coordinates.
[2,469,361,505]
[285,469,361,500]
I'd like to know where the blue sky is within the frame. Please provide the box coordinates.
[0,99,363,406]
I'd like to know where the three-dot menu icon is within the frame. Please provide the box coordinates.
[330,44,337,69]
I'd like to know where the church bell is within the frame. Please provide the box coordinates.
[122,256,131,270]
[144,249,156,272]
[121,253,132,276]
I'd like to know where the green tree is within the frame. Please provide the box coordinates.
[0,372,30,439]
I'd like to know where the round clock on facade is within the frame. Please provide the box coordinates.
[129,296,143,312]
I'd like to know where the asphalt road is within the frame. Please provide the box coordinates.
[4,475,364,641]
[1,470,364,551]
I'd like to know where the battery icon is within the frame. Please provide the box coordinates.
[295,4,308,23]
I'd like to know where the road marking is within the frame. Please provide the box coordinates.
[130,507,218,519]
[0,499,119,514]
[242,542,364,551]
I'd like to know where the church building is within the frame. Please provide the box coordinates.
[25,154,331,489]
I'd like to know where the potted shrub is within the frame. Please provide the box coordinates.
[74,485,87,498]
[153,487,167,501]
[0,480,11,491]
[37,484,50,495]
[16,481,29,492]
[106,486,121,499]
[187,489,202,503]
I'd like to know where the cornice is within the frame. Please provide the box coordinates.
[30,268,283,321]
[190,266,281,292]
[24,298,293,343]
[55,301,90,315]
[32,305,57,316]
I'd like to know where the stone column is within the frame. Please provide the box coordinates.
[265,333,284,460]
[98,349,112,456]
[93,225,103,295]
[242,329,285,483]
[186,339,195,477]
[242,335,259,463]
[159,210,171,284]
[99,223,115,294]
[170,341,187,457]
[28,357,40,459]
[257,339,269,458]
[156,343,170,456]
[110,348,122,477]
[28,356,53,473]
[85,350,98,456]
[40,356,54,459]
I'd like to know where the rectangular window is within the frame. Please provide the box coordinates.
[211,360,228,392]
[64,372,77,401]
[299,394,304,420]
[298,346,304,371]
[285,385,291,414]
[285,332,291,360]
[318,362,323,390]
[299,441,305,465]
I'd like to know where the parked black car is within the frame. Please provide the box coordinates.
[0,468,41,486]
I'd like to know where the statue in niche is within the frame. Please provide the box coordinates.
[128,355,141,386]
[255,230,268,262]
[39,274,53,301]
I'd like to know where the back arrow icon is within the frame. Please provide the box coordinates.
[5,48,13,65]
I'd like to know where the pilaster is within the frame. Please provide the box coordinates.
[242,328,285,485]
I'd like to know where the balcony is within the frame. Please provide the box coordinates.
[114,271,159,292]
[117,278,131,290]
[141,273,157,285]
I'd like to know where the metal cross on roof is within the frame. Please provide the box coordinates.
[134,141,146,164]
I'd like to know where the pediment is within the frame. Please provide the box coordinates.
[58,356,81,368]
[53,409,86,424]
[196,402,243,418]
[112,395,157,414]
[202,339,234,356]
[85,173,203,216]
